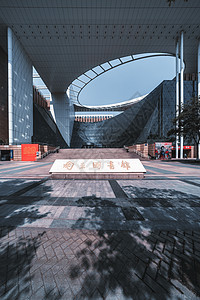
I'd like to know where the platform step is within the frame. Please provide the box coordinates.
[42,148,146,162]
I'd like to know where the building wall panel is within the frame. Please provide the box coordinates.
[11,32,33,144]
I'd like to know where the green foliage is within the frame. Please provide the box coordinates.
[167,0,188,6]
[168,97,200,155]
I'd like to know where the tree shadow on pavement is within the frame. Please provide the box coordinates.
[76,195,117,207]
[69,193,200,299]
[0,232,45,299]
[0,229,62,299]
[123,186,200,209]
[0,179,62,299]
[122,186,199,200]
[0,179,54,238]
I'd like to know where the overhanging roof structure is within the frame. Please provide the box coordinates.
[0,0,200,94]
[74,94,147,112]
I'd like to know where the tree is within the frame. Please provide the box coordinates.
[168,97,200,159]
[167,0,188,6]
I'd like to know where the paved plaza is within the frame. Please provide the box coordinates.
[0,158,200,299]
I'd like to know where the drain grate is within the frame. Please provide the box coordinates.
[121,207,145,221]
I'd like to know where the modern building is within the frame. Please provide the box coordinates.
[0,1,200,158]
[75,115,113,123]
[71,79,197,148]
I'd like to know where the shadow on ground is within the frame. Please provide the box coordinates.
[76,195,117,207]
[122,186,200,209]
[69,191,200,299]
[122,185,200,200]
[0,231,46,299]
[1,180,200,299]
[122,186,200,200]
[0,179,54,238]
[0,179,61,299]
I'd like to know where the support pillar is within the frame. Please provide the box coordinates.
[198,41,200,99]
[176,39,180,159]
[8,27,13,145]
[51,93,74,146]
[180,31,184,159]
[198,41,200,159]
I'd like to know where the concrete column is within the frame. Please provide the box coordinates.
[51,93,74,146]
[198,41,200,99]
[8,27,13,145]
[180,31,184,159]
[176,39,180,158]
[198,41,200,159]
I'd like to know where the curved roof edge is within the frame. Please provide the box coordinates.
[69,53,174,105]
[74,94,147,112]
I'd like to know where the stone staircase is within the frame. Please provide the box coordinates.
[42,148,146,162]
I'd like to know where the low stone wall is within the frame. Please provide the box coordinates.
[37,145,58,160]
[128,144,149,159]
[0,144,58,161]
[128,143,196,159]
[0,145,21,161]
[148,144,155,158]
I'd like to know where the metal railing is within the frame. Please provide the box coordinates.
[38,146,60,160]
[130,148,150,159]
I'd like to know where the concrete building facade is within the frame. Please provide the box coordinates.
[0,1,200,156]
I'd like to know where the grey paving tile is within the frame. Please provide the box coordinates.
[118,179,200,199]
[0,160,200,300]
[0,179,40,196]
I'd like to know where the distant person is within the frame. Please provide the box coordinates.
[165,149,169,159]
[184,153,187,159]
[160,147,165,159]
[155,149,158,159]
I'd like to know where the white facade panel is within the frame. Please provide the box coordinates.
[8,28,33,144]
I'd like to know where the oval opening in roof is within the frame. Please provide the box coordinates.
[77,53,177,107]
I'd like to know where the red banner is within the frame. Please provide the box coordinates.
[21,144,39,161]
[171,146,191,150]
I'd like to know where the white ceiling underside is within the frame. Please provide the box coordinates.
[0,0,199,93]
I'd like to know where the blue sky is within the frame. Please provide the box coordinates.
[34,55,176,108]
[79,55,176,106]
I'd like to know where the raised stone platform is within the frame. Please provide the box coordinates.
[50,172,145,179]
[49,158,146,179]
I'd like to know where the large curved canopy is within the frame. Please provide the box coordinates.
[70,53,174,104]
[74,94,147,112]
[0,0,199,93]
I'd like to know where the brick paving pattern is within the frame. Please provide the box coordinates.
[0,148,200,179]
[0,150,200,299]
[1,228,200,299]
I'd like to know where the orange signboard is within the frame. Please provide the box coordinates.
[21,144,39,161]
